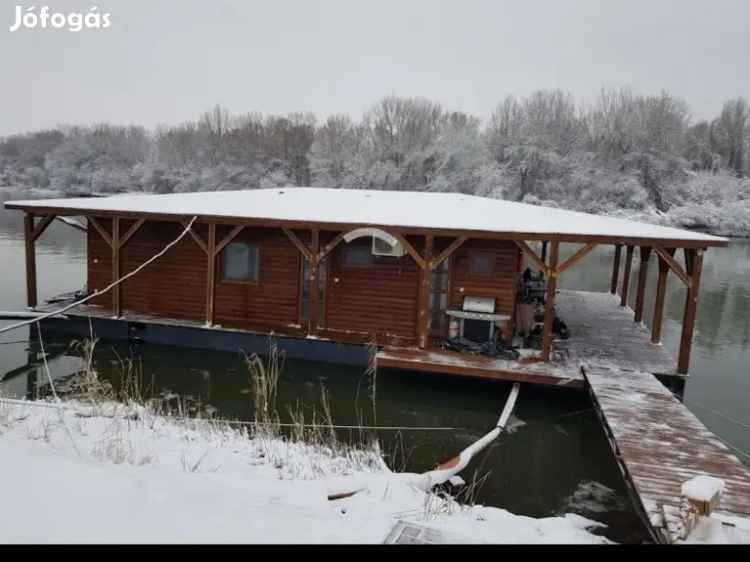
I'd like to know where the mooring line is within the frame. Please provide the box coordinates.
[0,216,199,336]
[686,400,750,431]
[0,398,461,432]
[219,419,461,431]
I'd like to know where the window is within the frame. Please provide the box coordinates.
[470,252,493,275]
[342,245,372,266]
[222,242,259,281]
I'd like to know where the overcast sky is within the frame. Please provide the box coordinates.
[1,0,748,135]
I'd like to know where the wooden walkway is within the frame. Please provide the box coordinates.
[585,364,750,543]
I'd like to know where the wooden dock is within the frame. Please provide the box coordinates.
[586,364,750,543]
[377,289,750,543]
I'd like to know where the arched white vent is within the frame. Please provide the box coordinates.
[342,228,406,257]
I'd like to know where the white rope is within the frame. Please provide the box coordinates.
[36,323,83,458]
[0,399,460,431]
[0,216,199,336]
[687,400,750,432]
[222,420,459,431]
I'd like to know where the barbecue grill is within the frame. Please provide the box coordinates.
[446,296,510,343]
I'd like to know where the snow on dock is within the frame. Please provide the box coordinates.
[554,290,677,376]
[585,364,750,543]
[376,290,677,388]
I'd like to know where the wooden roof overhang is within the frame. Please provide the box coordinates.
[4,203,729,249]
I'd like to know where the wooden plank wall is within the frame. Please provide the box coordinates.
[448,239,521,317]
[214,226,302,333]
[86,222,521,347]
[323,236,420,346]
[87,217,113,308]
[121,221,207,321]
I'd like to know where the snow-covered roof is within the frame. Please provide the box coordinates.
[5,187,727,246]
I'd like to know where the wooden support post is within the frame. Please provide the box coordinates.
[112,217,121,317]
[541,241,559,362]
[541,241,548,265]
[24,214,37,308]
[206,223,216,326]
[651,249,672,344]
[417,235,433,349]
[634,246,652,323]
[620,245,634,307]
[309,230,320,334]
[611,244,622,295]
[677,249,704,374]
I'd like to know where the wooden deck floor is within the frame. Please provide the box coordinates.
[375,346,585,388]
[376,289,678,389]
[555,290,677,375]
[586,364,750,543]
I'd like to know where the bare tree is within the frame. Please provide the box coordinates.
[200,105,231,165]
[714,97,749,176]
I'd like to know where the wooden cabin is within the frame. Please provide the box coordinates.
[6,188,727,386]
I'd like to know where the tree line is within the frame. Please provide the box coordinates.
[1,89,748,220]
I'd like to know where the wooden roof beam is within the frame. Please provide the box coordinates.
[556,243,598,276]
[214,225,245,257]
[515,240,549,275]
[31,214,56,242]
[391,233,426,269]
[653,245,691,288]
[318,232,346,261]
[430,236,467,271]
[282,228,314,262]
[118,218,146,249]
[182,219,208,254]
[88,217,113,248]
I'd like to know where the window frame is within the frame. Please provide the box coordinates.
[220,241,261,284]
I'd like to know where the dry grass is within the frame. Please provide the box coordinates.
[64,338,114,408]
[243,341,282,429]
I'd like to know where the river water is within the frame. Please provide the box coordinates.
[1,186,748,543]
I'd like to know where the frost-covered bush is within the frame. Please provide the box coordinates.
[24,166,49,188]
[90,167,133,193]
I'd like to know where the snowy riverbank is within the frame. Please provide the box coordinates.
[0,398,609,544]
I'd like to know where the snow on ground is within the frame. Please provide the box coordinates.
[0,399,609,544]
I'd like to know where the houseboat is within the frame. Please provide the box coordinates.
[8,187,750,543]
[5,187,727,385]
